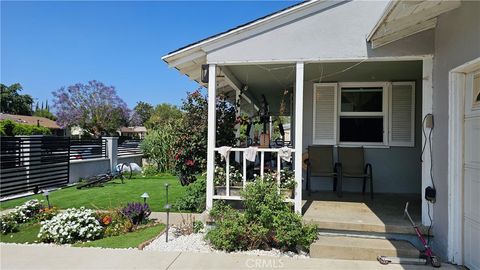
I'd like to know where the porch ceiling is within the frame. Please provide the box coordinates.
[225,60,422,113]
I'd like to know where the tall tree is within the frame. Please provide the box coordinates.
[145,103,183,129]
[0,83,34,115]
[52,80,130,137]
[131,101,153,126]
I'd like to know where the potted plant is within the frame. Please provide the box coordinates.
[214,166,244,196]
[280,169,296,199]
[214,166,226,196]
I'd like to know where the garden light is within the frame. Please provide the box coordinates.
[141,192,149,204]
[165,183,170,242]
[43,190,51,208]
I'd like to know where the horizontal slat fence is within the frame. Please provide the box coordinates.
[70,138,107,160]
[0,136,70,197]
[118,139,142,157]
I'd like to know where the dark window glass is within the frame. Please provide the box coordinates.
[476,92,480,102]
[340,117,383,142]
[341,88,383,112]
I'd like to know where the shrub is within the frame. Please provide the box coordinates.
[36,207,60,222]
[38,207,103,244]
[206,180,317,253]
[0,215,19,234]
[193,220,204,233]
[142,164,160,177]
[96,210,133,237]
[120,203,151,225]
[0,119,51,136]
[174,177,206,213]
[141,125,176,173]
[9,199,44,223]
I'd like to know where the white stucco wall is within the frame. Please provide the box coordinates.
[431,1,480,259]
[207,0,434,64]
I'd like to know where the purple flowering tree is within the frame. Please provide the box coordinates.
[52,80,130,137]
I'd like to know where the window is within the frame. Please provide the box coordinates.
[339,86,385,143]
[312,82,415,147]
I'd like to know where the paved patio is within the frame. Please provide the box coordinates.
[0,244,458,270]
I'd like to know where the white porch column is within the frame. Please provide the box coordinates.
[421,57,433,226]
[294,62,304,214]
[206,64,217,211]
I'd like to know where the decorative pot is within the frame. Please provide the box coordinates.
[230,186,242,196]
[280,188,294,199]
[215,186,226,196]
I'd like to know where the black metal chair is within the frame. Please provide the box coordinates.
[337,146,373,199]
[305,145,342,197]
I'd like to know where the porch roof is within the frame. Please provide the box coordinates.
[367,0,461,49]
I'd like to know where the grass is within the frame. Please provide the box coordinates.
[0,174,189,212]
[74,223,166,249]
[0,223,41,244]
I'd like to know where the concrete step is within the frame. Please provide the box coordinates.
[310,235,420,261]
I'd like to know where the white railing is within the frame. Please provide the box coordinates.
[212,147,295,202]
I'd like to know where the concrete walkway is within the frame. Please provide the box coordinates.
[1,244,458,270]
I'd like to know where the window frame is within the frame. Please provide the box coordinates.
[336,82,389,147]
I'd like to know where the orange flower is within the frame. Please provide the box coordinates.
[102,215,112,225]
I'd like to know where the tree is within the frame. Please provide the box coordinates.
[0,83,34,115]
[52,80,130,137]
[33,109,57,121]
[173,89,208,185]
[145,103,183,129]
[130,101,153,126]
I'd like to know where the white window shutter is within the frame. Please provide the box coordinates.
[313,83,337,145]
[389,82,415,147]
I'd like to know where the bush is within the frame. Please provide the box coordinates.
[0,215,19,234]
[38,207,103,244]
[9,199,44,223]
[120,203,151,225]
[36,207,60,222]
[141,126,176,173]
[0,119,51,136]
[142,164,160,177]
[206,180,317,253]
[174,177,206,213]
[96,210,133,237]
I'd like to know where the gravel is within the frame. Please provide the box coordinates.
[144,228,309,259]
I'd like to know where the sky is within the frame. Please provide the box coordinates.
[1,1,299,109]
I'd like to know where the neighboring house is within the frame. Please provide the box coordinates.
[162,0,479,266]
[0,113,65,136]
[118,126,147,139]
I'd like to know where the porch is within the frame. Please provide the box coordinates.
[204,59,431,225]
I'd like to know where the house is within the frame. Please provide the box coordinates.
[0,113,65,136]
[117,126,147,139]
[162,0,479,266]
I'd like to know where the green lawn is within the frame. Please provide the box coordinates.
[0,223,41,244]
[0,174,187,212]
[74,223,165,249]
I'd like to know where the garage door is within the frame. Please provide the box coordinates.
[464,70,480,270]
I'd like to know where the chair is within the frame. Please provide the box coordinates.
[305,145,342,197]
[337,146,373,199]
